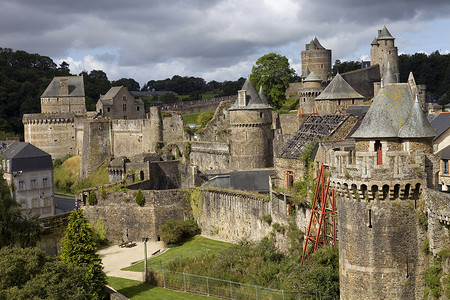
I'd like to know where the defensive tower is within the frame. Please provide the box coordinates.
[301,37,332,83]
[229,79,273,170]
[329,80,437,299]
[370,26,399,82]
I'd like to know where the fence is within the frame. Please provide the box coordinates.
[148,268,300,300]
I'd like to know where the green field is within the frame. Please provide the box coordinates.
[122,236,231,272]
[107,277,215,300]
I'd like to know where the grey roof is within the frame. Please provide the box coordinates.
[430,113,450,139]
[383,61,397,84]
[398,95,436,138]
[315,73,364,100]
[258,86,269,105]
[279,114,349,159]
[371,37,379,45]
[309,37,325,49]
[230,170,274,193]
[352,83,435,139]
[440,145,450,160]
[134,98,144,105]
[378,26,395,40]
[229,78,272,110]
[101,86,123,100]
[303,71,322,82]
[41,76,85,98]
[3,142,53,172]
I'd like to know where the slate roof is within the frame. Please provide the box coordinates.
[303,71,322,82]
[3,142,53,172]
[278,114,349,159]
[230,170,274,193]
[378,26,395,40]
[101,86,123,100]
[315,74,364,100]
[430,113,450,140]
[371,37,379,45]
[309,37,325,49]
[352,83,436,139]
[41,76,85,98]
[440,145,450,160]
[229,78,272,110]
[383,61,397,84]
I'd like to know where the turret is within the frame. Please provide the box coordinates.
[229,78,273,170]
[370,26,399,80]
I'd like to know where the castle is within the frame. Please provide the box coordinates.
[23,26,449,299]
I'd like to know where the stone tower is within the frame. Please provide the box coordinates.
[298,71,323,114]
[329,80,437,299]
[301,37,331,83]
[148,106,163,152]
[229,78,273,170]
[370,26,399,82]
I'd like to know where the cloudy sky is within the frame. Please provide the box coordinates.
[1,0,449,86]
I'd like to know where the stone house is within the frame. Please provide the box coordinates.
[1,142,55,218]
[439,145,450,191]
[96,86,145,120]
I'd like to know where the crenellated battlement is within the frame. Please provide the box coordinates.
[22,113,75,125]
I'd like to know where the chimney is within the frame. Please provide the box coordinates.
[60,78,69,96]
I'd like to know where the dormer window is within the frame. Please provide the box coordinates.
[123,96,127,101]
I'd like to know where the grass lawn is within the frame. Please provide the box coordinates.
[107,277,214,300]
[122,236,231,272]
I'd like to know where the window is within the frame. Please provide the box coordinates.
[443,159,449,175]
[123,104,127,112]
[19,180,25,190]
[20,200,26,209]
[43,178,48,187]
[123,96,127,101]
[107,107,111,112]
[374,140,382,165]
[137,106,140,111]
[44,197,50,207]
[286,170,294,188]
[32,198,38,208]
[31,179,36,189]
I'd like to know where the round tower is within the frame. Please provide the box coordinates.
[298,71,323,114]
[229,79,273,170]
[330,85,436,299]
[149,106,163,153]
[370,26,399,81]
[301,37,332,83]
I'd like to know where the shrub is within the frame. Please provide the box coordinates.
[135,189,145,206]
[263,214,272,225]
[88,190,98,205]
[272,222,285,234]
[160,219,200,245]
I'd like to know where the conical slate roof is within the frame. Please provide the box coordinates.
[352,83,435,139]
[398,95,436,138]
[315,73,364,100]
[229,78,272,110]
[258,86,270,106]
[371,37,379,45]
[303,71,322,82]
[378,26,394,40]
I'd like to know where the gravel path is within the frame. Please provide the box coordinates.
[99,241,165,281]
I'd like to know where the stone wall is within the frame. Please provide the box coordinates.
[23,113,78,159]
[189,142,230,173]
[195,188,272,243]
[81,120,112,178]
[341,65,380,100]
[82,189,190,243]
[424,188,450,256]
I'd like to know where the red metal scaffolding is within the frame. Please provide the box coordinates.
[301,163,337,264]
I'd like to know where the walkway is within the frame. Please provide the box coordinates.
[99,241,165,281]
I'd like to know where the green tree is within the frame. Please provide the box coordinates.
[88,190,98,205]
[0,171,41,248]
[0,247,91,300]
[135,189,145,206]
[111,78,140,91]
[60,209,107,299]
[332,59,362,75]
[250,53,296,109]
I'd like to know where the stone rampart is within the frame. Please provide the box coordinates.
[82,189,190,243]
[189,142,230,173]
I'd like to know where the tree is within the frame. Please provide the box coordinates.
[0,171,41,248]
[60,209,107,299]
[135,189,145,206]
[331,60,361,75]
[0,247,91,300]
[111,78,140,91]
[250,53,296,109]
[88,190,98,205]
